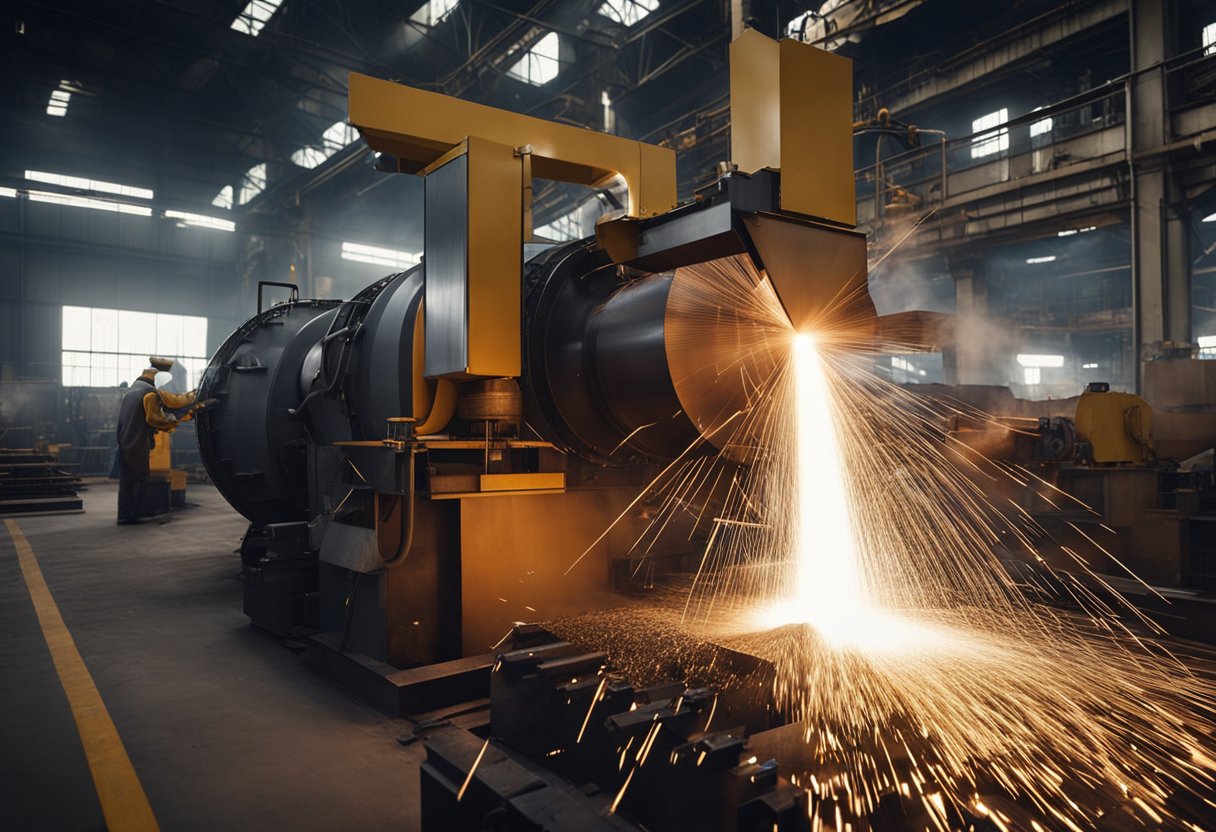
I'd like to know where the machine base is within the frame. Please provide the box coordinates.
[303,630,493,716]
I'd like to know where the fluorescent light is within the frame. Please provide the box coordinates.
[0,187,16,198]
[1025,255,1056,264]
[598,0,658,26]
[1203,212,1216,223]
[1016,354,1064,368]
[341,241,420,269]
[26,170,153,200]
[28,190,151,216]
[1057,226,1096,237]
[212,185,233,210]
[1082,363,1099,369]
[231,0,284,37]
[165,210,235,232]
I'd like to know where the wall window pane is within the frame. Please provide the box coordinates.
[60,305,209,387]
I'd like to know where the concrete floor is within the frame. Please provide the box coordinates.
[0,481,426,831]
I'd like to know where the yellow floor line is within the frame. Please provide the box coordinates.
[4,518,159,831]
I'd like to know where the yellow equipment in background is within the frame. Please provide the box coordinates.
[150,431,188,508]
[1075,383,1154,464]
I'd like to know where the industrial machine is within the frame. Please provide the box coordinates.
[197,30,887,671]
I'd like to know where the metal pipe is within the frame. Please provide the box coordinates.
[382,444,416,569]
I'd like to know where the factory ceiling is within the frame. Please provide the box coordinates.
[3,0,1135,233]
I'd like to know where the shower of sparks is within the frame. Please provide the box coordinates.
[570,254,1216,830]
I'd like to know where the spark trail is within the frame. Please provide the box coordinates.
[576,253,1216,830]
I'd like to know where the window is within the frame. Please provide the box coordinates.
[26,170,153,200]
[410,0,459,26]
[507,32,560,86]
[212,185,233,210]
[1199,335,1216,359]
[970,108,1009,159]
[786,11,814,40]
[238,163,267,205]
[1029,107,1052,138]
[534,213,583,242]
[231,0,285,37]
[598,0,658,26]
[61,306,209,388]
[1017,354,1064,368]
[164,210,235,232]
[340,241,421,269]
[46,81,73,117]
[291,120,358,169]
[1023,367,1041,385]
[1204,22,1216,56]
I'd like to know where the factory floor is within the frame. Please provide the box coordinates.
[0,481,426,832]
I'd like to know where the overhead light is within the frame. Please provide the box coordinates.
[231,0,284,37]
[1057,226,1096,237]
[28,190,151,216]
[0,187,16,199]
[1082,363,1099,369]
[26,169,153,200]
[165,210,235,232]
[1025,255,1056,264]
[341,241,420,269]
[46,81,73,117]
[1203,212,1216,223]
[1016,354,1064,368]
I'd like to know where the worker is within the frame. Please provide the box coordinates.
[115,357,198,525]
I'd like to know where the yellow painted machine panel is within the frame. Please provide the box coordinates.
[1075,390,1154,464]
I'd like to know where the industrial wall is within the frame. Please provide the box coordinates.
[0,196,242,382]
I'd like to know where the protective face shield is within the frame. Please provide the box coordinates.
[154,371,174,390]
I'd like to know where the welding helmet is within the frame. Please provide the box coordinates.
[154,371,173,390]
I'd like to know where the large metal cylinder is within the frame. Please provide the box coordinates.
[197,240,755,523]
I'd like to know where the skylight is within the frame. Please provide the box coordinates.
[212,185,234,210]
[1204,22,1216,56]
[598,0,658,26]
[410,0,459,26]
[46,81,73,117]
[165,210,236,232]
[507,32,560,86]
[341,241,421,269]
[231,0,285,37]
[238,163,267,205]
[970,108,1009,159]
[290,121,357,169]
[26,170,153,200]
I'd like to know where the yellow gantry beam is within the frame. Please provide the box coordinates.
[348,72,677,219]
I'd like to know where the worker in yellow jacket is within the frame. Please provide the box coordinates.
[115,357,200,525]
